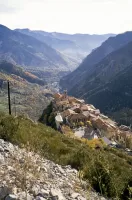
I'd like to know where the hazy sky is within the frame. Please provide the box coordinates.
[0,0,132,34]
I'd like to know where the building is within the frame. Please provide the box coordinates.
[102,137,112,146]
[83,127,101,140]
[53,93,62,100]
[55,113,63,130]
[115,131,132,148]
[55,100,70,111]
[61,109,75,118]
[68,113,89,124]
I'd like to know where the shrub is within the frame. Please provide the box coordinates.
[0,113,132,199]
[0,114,19,141]
[121,180,132,200]
[39,102,56,129]
[78,121,84,126]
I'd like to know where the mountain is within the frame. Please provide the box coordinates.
[0,60,46,86]
[15,28,114,62]
[66,41,132,125]
[60,31,132,91]
[0,60,52,119]
[0,138,104,200]
[0,24,77,75]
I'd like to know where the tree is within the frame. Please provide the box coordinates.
[78,121,84,126]
[86,120,92,127]
[126,137,132,149]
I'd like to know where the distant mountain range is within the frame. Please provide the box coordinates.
[0,24,78,74]
[0,24,114,82]
[60,31,132,91]
[2,23,132,125]
[15,28,114,62]
[71,41,132,109]
[60,31,132,124]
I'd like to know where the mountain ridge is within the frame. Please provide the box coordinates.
[0,60,46,86]
[15,28,115,62]
[66,40,132,125]
[0,24,77,73]
[60,31,132,91]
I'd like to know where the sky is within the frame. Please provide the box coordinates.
[0,0,132,34]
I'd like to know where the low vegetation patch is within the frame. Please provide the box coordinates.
[0,112,132,199]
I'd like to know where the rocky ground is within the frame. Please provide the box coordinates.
[0,139,107,200]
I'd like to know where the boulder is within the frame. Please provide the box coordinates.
[71,192,80,198]
[0,186,11,199]
[50,188,65,200]
[17,192,32,200]
[0,153,5,164]
[5,194,17,200]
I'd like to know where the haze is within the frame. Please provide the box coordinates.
[0,0,132,34]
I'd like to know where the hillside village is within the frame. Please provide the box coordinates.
[53,91,132,150]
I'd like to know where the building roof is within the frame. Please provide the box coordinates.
[66,109,76,114]
[56,100,69,106]
[70,105,80,110]
[82,111,90,117]
[87,104,96,110]
[102,137,112,145]
[119,131,132,138]
[68,96,76,101]
[68,113,88,121]
[53,93,62,99]
[100,114,108,119]
[62,109,75,116]
[75,98,85,104]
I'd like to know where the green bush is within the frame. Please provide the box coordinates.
[0,113,132,199]
[122,180,132,200]
[0,113,19,141]
[39,102,56,129]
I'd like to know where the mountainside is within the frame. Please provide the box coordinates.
[15,28,114,62]
[0,114,132,200]
[0,61,52,119]
[60,31,132,91]
[0,138,107,200]
[0,24,77,73]
[86,60,132,120]
[0,61,46,86]
[68,41,132,124]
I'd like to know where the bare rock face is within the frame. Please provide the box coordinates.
[0,139,107,200]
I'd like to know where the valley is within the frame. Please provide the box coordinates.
[0,23,132,200]
[15,28,114,63]
[61,31,132,126]
[1,23,132,126]
[0,24,113,85]
[0,24,115,121]
[1,1,132,199]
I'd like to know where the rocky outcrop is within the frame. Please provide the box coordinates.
[0,139,107,200]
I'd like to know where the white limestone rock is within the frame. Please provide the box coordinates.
[0,139,107,200]
[0,153,5,164]
[50,188,66,200]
